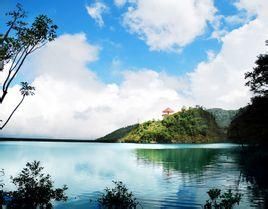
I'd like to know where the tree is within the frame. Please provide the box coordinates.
[245,41,268,97]
[0,82,35,130]
[228,41,268,143]
[0,4,57,129]
[204,188,242,209]
[98,181,140,209]
[8,161,67,209]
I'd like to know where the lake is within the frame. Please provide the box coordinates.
[0,142,265,208]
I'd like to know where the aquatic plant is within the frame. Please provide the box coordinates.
[98,181,140,209]
[8,161,68,209]
[204,188,242,209]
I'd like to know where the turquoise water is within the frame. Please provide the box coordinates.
[0,142,264,208]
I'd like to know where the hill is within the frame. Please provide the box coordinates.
[228,97,268,145]
[97,107,226,143]
[96,124,138,142]
[207,108,238,130]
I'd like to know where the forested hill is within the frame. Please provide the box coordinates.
[207,108,238,129]
[228,97,268,145]
[96,124,138,142]
[96,107,227,143]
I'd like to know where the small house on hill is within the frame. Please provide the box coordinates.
[162,107,174,117]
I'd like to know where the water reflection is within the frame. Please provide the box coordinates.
[0,142,263,208]
[136,148,218,175]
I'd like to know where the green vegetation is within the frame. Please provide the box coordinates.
[136,148,218,174]
[207,108,238,130]
[96,107,238,144]
[204,188,242,209]
[105,107,225,143]
[228,97,268,145]
[228,41,268,145]
[245,43,268,97]
[98,181,139,209]
[0,4,57,129]
[227,41,268,207]
[6,161,68,209]
[97,124,138,142]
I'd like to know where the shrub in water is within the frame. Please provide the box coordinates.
[204,188,242,209]
[98,181,140,209]
[8,161,68,209]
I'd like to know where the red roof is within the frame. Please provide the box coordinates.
[162,107,174,113]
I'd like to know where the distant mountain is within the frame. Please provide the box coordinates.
[207,108,238,129]
[97,107,226,143]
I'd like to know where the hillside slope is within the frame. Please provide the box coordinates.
[207,108,238,129]
[228,97,268,145]
[96,124,138,142]
[97,107,225,143]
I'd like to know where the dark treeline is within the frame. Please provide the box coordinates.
[227,40,268,208]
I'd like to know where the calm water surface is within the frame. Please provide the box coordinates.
[0,142,264,208]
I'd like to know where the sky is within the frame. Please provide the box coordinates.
[0,0,268,139]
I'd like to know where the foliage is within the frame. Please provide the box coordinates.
[228,96,268,144]
[228,41,268,144]
[96,124,138,142]
[0,82,35,129]
[7,161,67,209]
[98,181,139,209]
[228,40,268,207]
[204,188,242,209]
[245,43,268,97]
[20,82,35,96]
[120,107,224,143]
[207,108,238,129]
[0,3,57,129]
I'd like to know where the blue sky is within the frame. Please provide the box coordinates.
[0,0,267,138]
[1,0,250,82]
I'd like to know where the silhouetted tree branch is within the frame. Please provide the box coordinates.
[245,40,268,98]
[0,82,35,130]
[0,4,57,129]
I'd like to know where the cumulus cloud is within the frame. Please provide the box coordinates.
[188,0,268,109]
[0,34,193,139]
[86,2,108,27]
[1,0,267,139]
[122,0,216,51]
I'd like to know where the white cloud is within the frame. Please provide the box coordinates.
[235,0,268,18]
[189,14,268,109]
[86,2,108,27]
[122,0,217,51]
[0,34,193,139]
[114,0,127,8]
[1,0,268,139]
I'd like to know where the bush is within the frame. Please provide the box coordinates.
[8,161,68,209]
[204,188,242,209]
[98,181,140,209]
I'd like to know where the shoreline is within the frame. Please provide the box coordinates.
[0,137,96,143]
[0,137,235,145]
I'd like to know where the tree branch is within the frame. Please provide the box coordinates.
[0,95,25,130]
[0,47,29,103]
[1,17,18,44]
